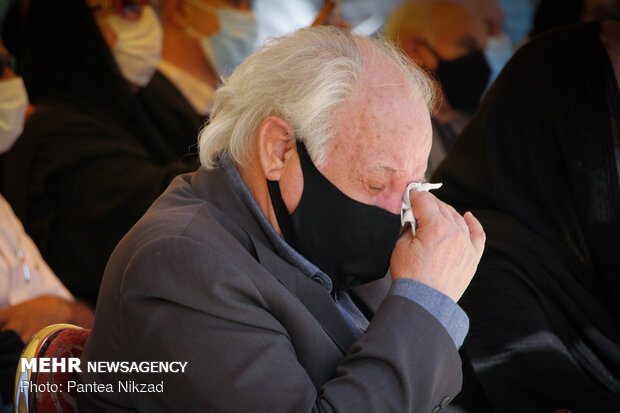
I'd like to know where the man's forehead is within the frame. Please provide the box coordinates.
[355,59,425,112]
[349,56,429,127]
[361,52,413,89]
[321,42,432,175]
[357,130,431,177]
[329,80,431,179]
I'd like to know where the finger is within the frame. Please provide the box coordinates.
[395,228,413,247]
[409,190,441,228]
[436,200,456,223]
[443,202,469,233]
[464,211,486,253]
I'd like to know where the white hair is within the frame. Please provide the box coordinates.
[199,25,435,169]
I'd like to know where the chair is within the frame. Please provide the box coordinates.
[14,324,90,413]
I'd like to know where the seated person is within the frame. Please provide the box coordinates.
[157,0,255,116]
[1,0,199,305]
[0,44,93,408]
[385,0,490,176]
[532,0,620,37]
[156,0,342,118]
[79,26,485,412]
[475,0,514,84]
[434,20,620,412]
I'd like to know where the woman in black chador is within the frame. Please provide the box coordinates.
[434,21,620,412]
[2,0,200,305]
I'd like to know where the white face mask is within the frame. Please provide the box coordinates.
[184,0,258,78]
[484,32,513,86]
[0,77,28,154]
[107,5,163,87]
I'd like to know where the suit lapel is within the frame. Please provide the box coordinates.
[248,232,361,354]
[192,167,361,353]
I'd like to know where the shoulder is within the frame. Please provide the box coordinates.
[10,103,150,178]
[18,103,140,157]
[105,170,260,293]
[24,103,118,136]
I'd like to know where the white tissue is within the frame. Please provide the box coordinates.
[401,182,442,235]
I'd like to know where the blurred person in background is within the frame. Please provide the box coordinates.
[385,0,490,176]
[497,0,537,46]
[474,0,514,84]
[253,0,350,46]
[157,0,347,118]
[1,0,198,306]
[531,0,619,36]
[498,0,540,45]
[0,28,93,410]
[157,0,255,116]
[434,20,620,412]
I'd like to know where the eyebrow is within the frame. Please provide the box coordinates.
[364,166,426,183]
[364,166,398,175]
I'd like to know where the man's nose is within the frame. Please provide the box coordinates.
[378,193,403,216]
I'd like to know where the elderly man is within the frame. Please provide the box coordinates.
[385,0,490,175]
[79,26,484,412]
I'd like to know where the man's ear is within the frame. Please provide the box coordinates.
[256,117,296,181]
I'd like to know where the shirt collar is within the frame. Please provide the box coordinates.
[219,155,333,292]
[158,60,214,116]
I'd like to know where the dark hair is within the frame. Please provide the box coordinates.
[16,0,134,114]
[531,0,583,37]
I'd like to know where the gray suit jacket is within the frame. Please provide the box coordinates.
[78,167,462,412]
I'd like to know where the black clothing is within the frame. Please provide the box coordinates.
[433,22,620,412]
[531,0,583,37]
[2,0,199,305]
[0,330,22,408]
[78,166,462,412]
[138,71,205,161]
[3,101,194,305]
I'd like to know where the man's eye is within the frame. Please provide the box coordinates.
[367,183,384,192]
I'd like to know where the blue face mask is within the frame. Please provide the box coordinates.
[497,0,534,45]
[484,32,513,86]
[185,1,258,79]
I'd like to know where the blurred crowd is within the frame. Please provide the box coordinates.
[0,0,619,411]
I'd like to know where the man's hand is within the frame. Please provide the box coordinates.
[0,296,94,343]
[390,190,485,302]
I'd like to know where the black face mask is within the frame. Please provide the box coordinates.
[267,142,402,291]
[427,44,491,115]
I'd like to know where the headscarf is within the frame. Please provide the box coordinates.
[3,0,176,162]
[433,21,620,400]
[531,0,583,37]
